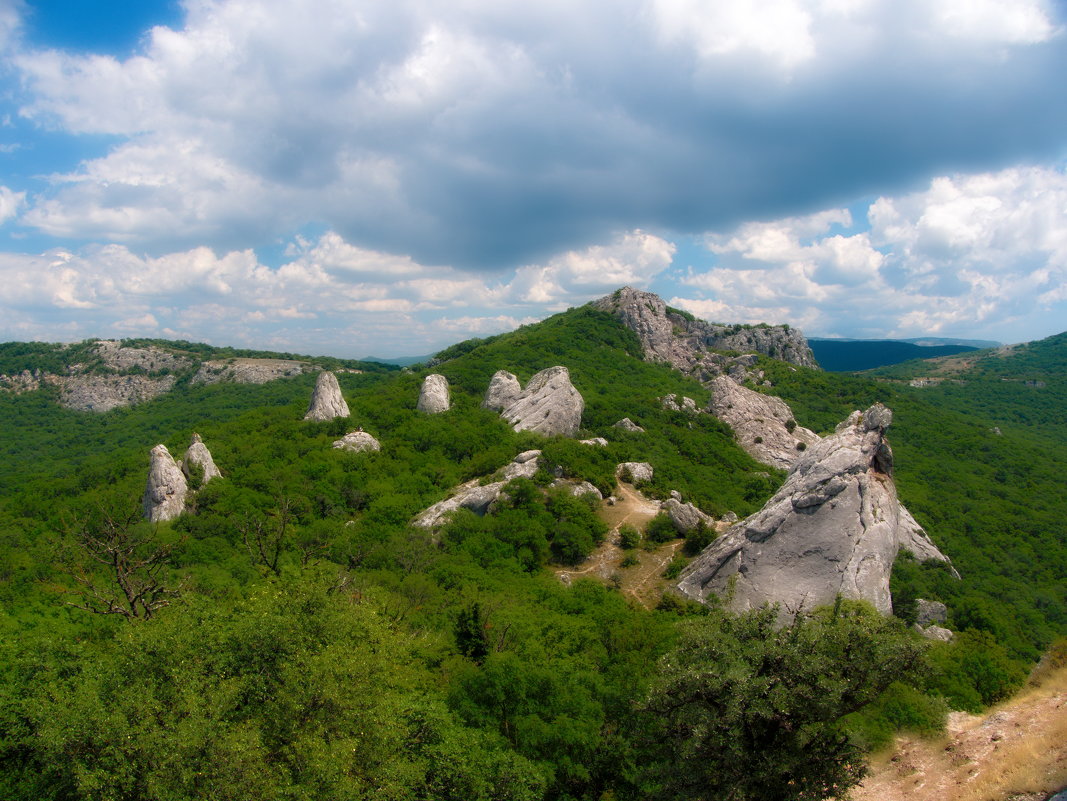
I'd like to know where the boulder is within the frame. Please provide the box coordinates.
[501,366,584,437]
[677,404,954,621]
[482,370,522,411]
[580,437,609,446]
[182,433,222,485]
[304,372,350,421]
[332,430,381,453]
[551,479,604,500]
[708,375,819,469]
[142,444,188,522]
[417,374,451,414]
[613,418,645,433]
[617,462,654,485]
[661,394,699,414]
[915,599,949,627]
[918,625,955,643]
[663,497,715,534]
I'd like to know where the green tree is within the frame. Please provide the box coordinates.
[639,601,927,801]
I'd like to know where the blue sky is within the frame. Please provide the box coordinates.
[0,0,1065,358]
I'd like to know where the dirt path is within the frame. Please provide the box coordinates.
[848,668,1067,801]
[554,483,682,608]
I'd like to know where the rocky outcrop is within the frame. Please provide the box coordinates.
[182,433,222,485]
[707,376,819,469]
[663,497,715,534]
[661,394,699,413]
[580,437,608,446]
[501,366,584,436]
[49,374,177,413]
[592,287,818,371]
[677,404,953,621]
[332,430,381,453]
[417,374,451,414]
[304,372,349,421]
[617,462,654,485]
[142,444,188,522]
[915,599,949,628]
[192,358,314,385]
[551,478,604,500]
[414,450,543,528]
[613,418,645,433]
[0,369,43,394]
[91,340,193,373]
[482,370,522,411]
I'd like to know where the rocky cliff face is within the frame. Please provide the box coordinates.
[482,370,521,411]
[708,376,820,469]
[501,366,584,436]
[304,372,350,421]
[417,374,451,413]
[182,433,222,485]
[191,358,315,385]
[592,287,818,371]
[91,340,193,373]
[49,374,177,413]
[677,404,953,620]
[143,444,188,522]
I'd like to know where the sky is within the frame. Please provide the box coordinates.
[0,0,1065,358]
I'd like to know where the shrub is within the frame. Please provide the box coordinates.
[617,524,640,550]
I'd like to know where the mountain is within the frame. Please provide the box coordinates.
[808,338,981,371]
[0,293,1063,800]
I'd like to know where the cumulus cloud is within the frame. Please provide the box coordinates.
[0,185,23,223]
[6,0,1065,266]
[682,165,1067,339]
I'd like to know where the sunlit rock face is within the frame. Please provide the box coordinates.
[143,444,188,522]
[482,370,521,412]
[417,374,451,414]
[501,366,584,437]
[182,433,222,485]
[304,372,350,421]
[677,404,954,621]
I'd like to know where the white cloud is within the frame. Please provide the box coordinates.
[0,185,23,224]
[683,165,1067,338]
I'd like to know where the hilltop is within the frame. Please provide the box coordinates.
[0,290,1064,800]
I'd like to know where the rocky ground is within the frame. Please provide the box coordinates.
[849,667,1067,801]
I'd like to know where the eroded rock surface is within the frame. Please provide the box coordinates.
[304,372,350,421]
[593,287,817,371]
[417,374,451,414]
[613,418,645,433]
[51,374,177,412]
[482,370,521,411]
[332,430,381,453]
[92,340,193,373]
[661,394,699,413]
[677,404,953,620]
[708,376,819,469]
[501,366,584,436]
[663,497,715,534]
[617,462,654,485]
[414,450,543,528]
[182,433,222,485]
[192,358,313,385]
[143,444,188,522]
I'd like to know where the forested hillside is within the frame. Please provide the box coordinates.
[0,310,1062,800]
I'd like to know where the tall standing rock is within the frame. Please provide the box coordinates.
[501,366,584,437]
[417,374,451,414]
[304,371,350,421]
[182,433,222,485]
[677,404,953,620]
[482,370,522,411]
[143,444,188,522]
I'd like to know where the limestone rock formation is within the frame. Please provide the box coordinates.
[49,374,177,412]
[661,394,699,413]
[918,625,955,642]
[617,462,654,485]
[580,437,608,446]
[677,404,953,620]
[414,451,543,528]
[92,340,193,373]
[593,287,817,371]
[192,358,314,385]
[482,370,522,411]
[663,497,715,534]
[417,374,451,414]
[332,430,381,453]
[707,376,819,469]
[915,599,949,627]
[143,444,188,522]
[551,479,604,500]
[182,433,222,485]
[304,372,350,421]
[613,418,645,433]
[501,366,584,437]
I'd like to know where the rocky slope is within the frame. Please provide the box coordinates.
[677,403,953,620]
[708,375,820,468]
[592,286,818,371]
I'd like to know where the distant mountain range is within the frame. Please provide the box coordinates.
[808,337,1001,372]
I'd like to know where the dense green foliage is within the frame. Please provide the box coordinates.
[0,312,1062,799]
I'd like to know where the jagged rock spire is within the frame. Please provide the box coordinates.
[143,444,188,522]
[304,371,350,421]
[182,433,222,485]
